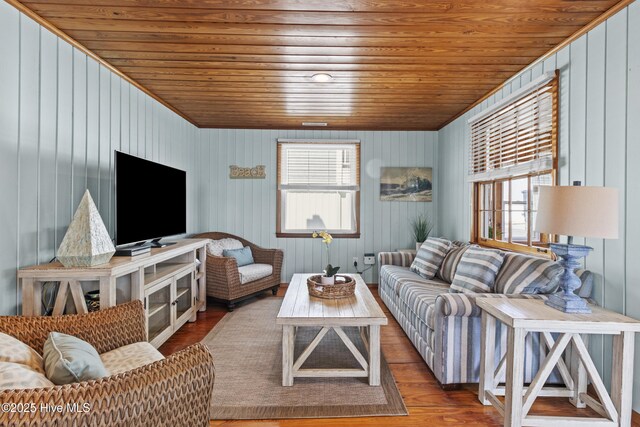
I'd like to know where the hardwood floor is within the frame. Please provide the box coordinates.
[159,285,640,427]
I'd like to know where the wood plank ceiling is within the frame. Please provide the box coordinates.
[13,0,624,130]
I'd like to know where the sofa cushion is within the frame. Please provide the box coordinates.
[0,332,45,374]
[410,237,452,279]
[0,362,54,390]
[398,280,449,330]
[223,246,254,267]
[494,253,563,294]
[436,244,469,283]
[43,332,108,385]
[450,246,505,294]
[100,342,165,376]
[207,238,243,256]
[238,263,273,284]
[380,265,446,296]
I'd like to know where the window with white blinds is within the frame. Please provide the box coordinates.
[469,71,558,255]
[277,140,360,237]
[468,72,558,182]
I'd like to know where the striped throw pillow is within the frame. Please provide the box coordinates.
[450,247,505,294]
[437,244,470,283]
[410,237,452,279]
[494,253,563,295]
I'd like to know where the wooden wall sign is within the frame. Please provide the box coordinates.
[229,165,266,179]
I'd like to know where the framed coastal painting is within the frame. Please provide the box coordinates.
[380,167,432,202]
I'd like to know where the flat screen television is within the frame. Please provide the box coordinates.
[115,151,186,246]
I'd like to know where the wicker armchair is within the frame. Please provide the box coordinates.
[193,232,283,311]
[0,301,215,427]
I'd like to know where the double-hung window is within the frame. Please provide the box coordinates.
[469,72,558,255]
[277,139,360,238]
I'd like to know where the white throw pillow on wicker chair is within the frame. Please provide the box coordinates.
[0,332,46,374]
[0,362,54,390]
[207,238,243,256]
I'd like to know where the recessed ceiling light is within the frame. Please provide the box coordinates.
[302,122,328,126]
[310,73,333,83]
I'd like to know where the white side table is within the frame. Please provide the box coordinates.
[477,298,640,427]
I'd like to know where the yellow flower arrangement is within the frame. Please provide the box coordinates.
[312,230,333,245]
[312,231,339,277]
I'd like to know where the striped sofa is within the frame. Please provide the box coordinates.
[378,249,593,388]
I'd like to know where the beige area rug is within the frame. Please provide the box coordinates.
[202,298,408,419]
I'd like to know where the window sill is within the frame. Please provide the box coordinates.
[276,232,361,239]
[475,239,553,259]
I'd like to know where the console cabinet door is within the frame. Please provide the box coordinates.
[145,278,174,347]
[174,267,196,329]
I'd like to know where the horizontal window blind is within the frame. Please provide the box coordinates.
[276,139,361,236]
[468,72,558,182]
[278,142,360,191]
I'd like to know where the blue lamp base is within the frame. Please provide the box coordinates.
[545,243,592,314]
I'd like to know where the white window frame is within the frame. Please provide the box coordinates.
[276,139,361,238]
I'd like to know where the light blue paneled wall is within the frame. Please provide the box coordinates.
[437,2,640,410]
[196,129,438,284]
[0,2,201,315]
[0,1,438,313]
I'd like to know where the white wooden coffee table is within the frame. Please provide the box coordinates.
[276,273,387,386]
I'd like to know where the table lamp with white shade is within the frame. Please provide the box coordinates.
[534,183,619,313]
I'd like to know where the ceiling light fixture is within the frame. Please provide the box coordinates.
[310,73,333,83]
[302,122,328,127]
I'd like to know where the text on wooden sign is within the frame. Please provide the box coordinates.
[229,165,266,179]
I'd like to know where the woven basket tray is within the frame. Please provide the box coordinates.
[307,275,356,299]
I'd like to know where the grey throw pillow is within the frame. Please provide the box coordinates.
[43,332,108,385]
[436,244,470,283]
[494,253,563,294]
[450,246,505,294]
[410,237,452,279]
